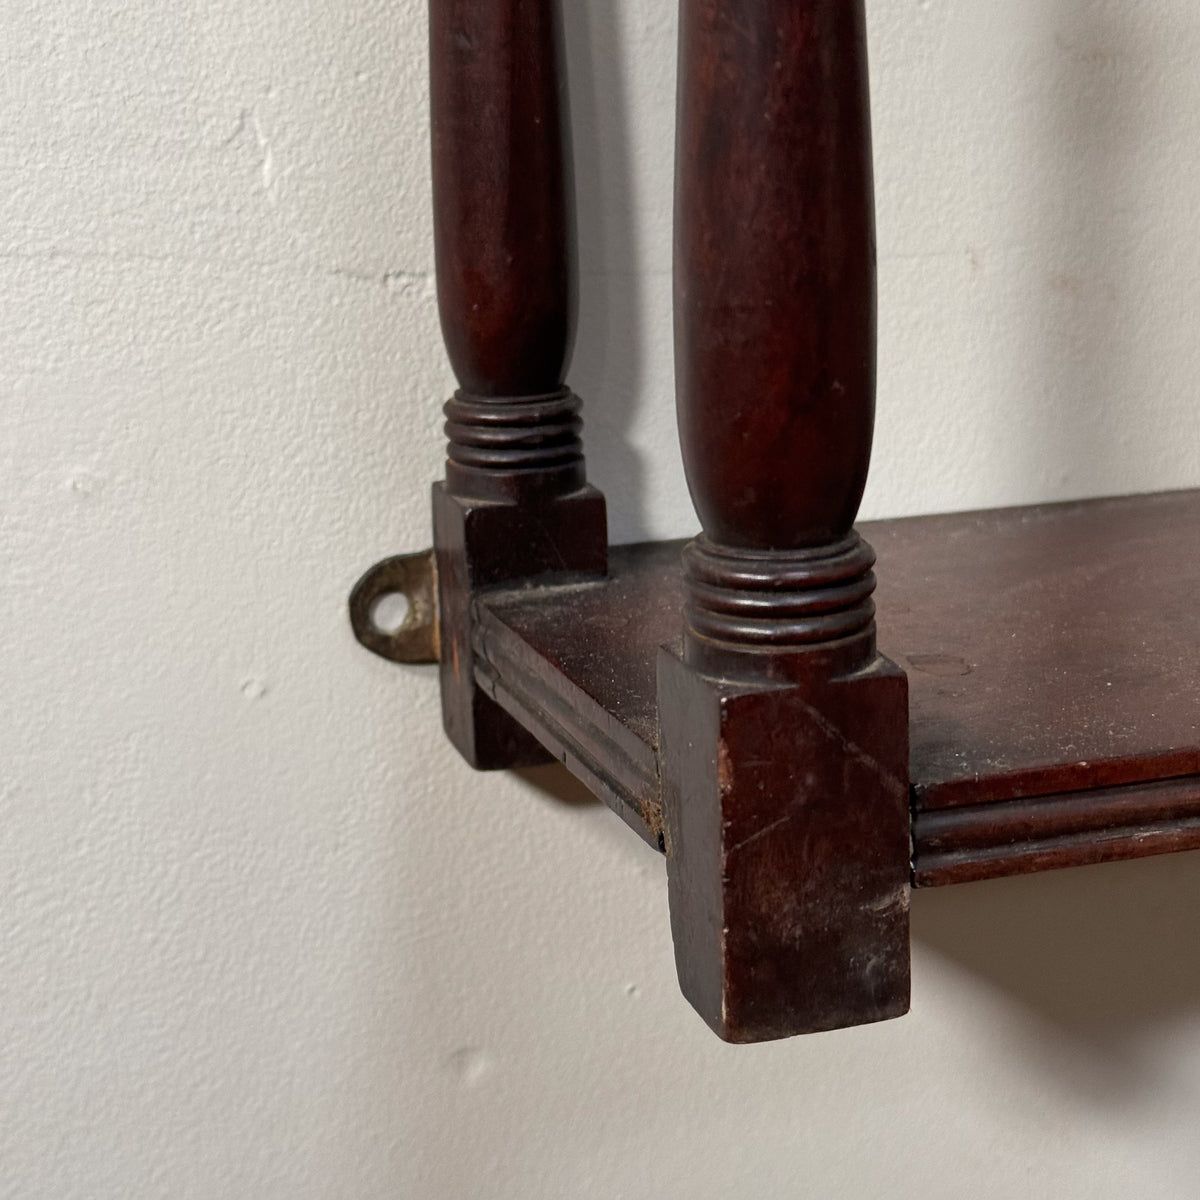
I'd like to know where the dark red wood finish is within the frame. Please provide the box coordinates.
[661,0,910,1041]
[474,491,1200,890]
[675,1,876,551]
[868,491,1200,809]
[352,0,1200,1044]
[658,650,910,1042]
[430,0,574,400]
[912,776,1200,886]
[429,0,606,769]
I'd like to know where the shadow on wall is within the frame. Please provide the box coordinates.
[522,757,1200,1100]
[912,850,1200,1100]
[561,1,651,543]
[911,3,1200,1095]
[1021,4,1160,497]
[514,763,602,810]
[523,753,1200,1042]
[913,852,1200,1036]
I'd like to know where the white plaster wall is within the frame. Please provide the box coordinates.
[5,1,1200,1196]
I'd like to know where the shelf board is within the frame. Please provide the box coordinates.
[475,489,1200,884]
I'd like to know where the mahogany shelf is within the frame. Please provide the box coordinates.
[353,0,1200,1040]
[475,489,1200,886]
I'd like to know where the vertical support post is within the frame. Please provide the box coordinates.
[429,0,607,769]
[659,0,911,1040]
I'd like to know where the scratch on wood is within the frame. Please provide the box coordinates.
[717,739,734,794]
[728,813,792,856]
[790,689,907,802]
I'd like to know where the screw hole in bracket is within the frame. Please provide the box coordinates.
[370,591,411,635]
[349,550,440,664]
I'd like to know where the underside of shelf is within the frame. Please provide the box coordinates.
[474,489,1200,886]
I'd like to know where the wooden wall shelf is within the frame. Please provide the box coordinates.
[476,489,1200,886]
[352,0,1200,1042]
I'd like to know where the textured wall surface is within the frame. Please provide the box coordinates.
[5,1,1200,1197]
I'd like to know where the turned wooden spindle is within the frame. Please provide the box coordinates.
[430,0,606,768]
[431,0,585,502]
[659,0,911,1041]
[675,0,879,673]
